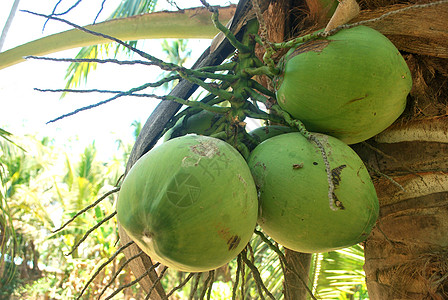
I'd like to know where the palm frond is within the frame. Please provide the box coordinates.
[313,244,368,299]
[158,39,192,91]
[64,0,157,91]
[0,129,25,152]
[0,193,17,290]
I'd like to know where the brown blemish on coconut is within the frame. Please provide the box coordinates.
[238,174,247,186]
[227,235,241,251]
[331,164,347,187]
[348,94,368,103]
[216,226,241,251]
[331,165,347,210]
[254,161,267,171]
[290,39,330,58]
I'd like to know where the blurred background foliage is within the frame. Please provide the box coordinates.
[0,126,369,299]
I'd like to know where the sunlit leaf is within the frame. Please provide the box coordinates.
[64,0,158,91]
[0,5,236,70]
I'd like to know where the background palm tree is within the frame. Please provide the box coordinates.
[0,135,53,296]
[0,131,140,298]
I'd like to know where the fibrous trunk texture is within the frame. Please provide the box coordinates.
[283,250,313,299]
[349,1,448,298]
[351,2,448,293]
[355,124,448,299]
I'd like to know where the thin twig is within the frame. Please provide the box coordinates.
[366,165,405,192]
[145,266,169,300]
[44,0,82,30]
[25,8,240,98]
[22,10,183,71]
[232,255,242,300]
[36,88,165,95]
[273,0,448,51]
[206,270,215,300]
[376,222,395,246]
[248,245,265,300]
[25,55,159,66]
[44,85,229,124]
[241,252,246,300]
[338,0,448,32]
[26,55,237,73]
[362,141,421,181]
[199,270,214,300]
[199,0,249,52]
[270,105,338,211]
[76,240,134,299]
[189,273,202,300]
[66,211,117,256]
[53,187,119,234]
[28,55,236,83]
[254,230,317,300]
[97,250,145,299]
[308,134,338,210]
[166,272,197,298]
[240,250,275,300]
[167,0,182,11]
[199,0,216,13]
[104,262,161,300]
[94,0,107,24]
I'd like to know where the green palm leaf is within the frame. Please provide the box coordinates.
[0,5,235,71]
[64,0,158,91]
[312,244,368,299]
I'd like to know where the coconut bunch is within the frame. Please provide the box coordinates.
[116,0,414,273]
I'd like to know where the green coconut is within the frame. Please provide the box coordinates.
[117,135,258,272]
[275,25,412,144]
[248,125,298,143]
[247,132,379,253]
[163,110,221,141]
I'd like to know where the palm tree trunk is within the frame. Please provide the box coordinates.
[283,250,313,299]
[350,2,448,298]
[263,1,448,298]
[354,119,448,299]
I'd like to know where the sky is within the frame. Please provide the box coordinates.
[0,0,238,160]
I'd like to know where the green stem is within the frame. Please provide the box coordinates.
[177,71,233,101]
[204,116,227,136]
[163,78,233,136]
[208,7,250,53]
[272,31,325,51]
[165,95,230,114]
[184,69,239,82]
[210,130,227,140]
[243,66,278,77]
[248,79,276,98]
[198,61,237,72]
